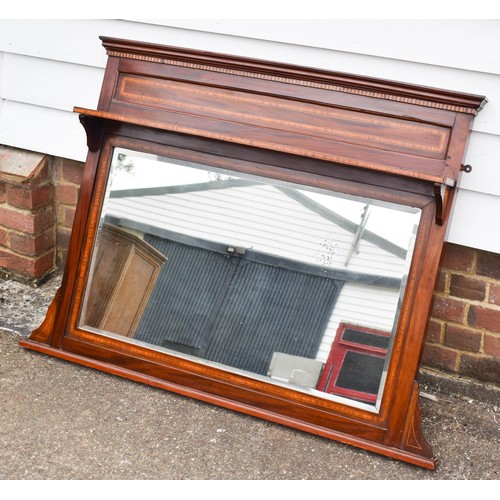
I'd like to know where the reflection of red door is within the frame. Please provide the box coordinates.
[316,323,391,404]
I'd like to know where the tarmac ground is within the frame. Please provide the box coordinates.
[0,273,499,481]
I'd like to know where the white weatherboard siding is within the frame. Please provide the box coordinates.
[317,283,400,363]
[150,20,500,76]
[105,186,413,279]
[103,150,416,280]
[1,19,499,252]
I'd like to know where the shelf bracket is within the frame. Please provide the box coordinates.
[79,114,103,153]
[433,183,456,226]
[434,184,444,225]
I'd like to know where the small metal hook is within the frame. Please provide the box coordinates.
[461,164,472,173]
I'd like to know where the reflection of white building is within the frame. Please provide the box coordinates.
[103,155,419,368]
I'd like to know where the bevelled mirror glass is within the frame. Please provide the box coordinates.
[78,147,420,411]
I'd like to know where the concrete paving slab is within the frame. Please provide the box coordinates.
[0,145,46,183]
[0,274,498,480]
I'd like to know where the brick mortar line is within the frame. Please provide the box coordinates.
[54,203,76,229]
[432,290,500,308]
[439,269,450,294]
[56,179,81,187]
[0,245,55,260]
[429,319,451,344]
[427,315,500,353]
[438,269,500,287]
[0,224,55,237]
[439,318,500,337]
[423,341,494,374]
[426,342,462,371]
[0,243,56,260]
[0,201,54,215]
[54,201,76,211]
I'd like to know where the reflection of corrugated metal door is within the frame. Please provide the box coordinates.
[134,235,342,376]
[204,260,341,374]
[133,238,238,352]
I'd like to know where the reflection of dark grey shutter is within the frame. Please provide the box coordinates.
[134,237,238,353]
[335,352,385,395]
[204,261,341,375]
[135,235,342,375]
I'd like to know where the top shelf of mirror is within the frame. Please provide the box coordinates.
[77,36,486,186]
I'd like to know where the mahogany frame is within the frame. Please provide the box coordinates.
[20,37,486,469]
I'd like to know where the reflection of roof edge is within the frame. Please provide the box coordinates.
[105,214,402,290]
[277,187,407,260]
[110,179,408,260]
[109,178,258,199]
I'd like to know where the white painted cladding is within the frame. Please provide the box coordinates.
[0,19,499,252]
[318,283,399,363]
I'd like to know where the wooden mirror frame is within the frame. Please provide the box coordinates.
[20,37,486,469]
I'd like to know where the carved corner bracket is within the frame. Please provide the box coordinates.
[79,114,104,153]
[401,381,437,469]
[434,183,456,226]
[21,287,62,345]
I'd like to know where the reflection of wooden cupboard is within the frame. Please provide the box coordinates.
[81,224,167,337]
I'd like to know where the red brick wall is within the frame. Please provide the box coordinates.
[0,157,56,282]
[0,153,82,281]
[424,243,500,384]
[53,157,83,267]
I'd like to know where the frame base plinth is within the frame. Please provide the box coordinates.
[19,337,437,470]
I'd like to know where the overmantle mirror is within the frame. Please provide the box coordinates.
[20,37,486,469]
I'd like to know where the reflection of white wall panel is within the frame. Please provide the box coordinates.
[346,240,406,278]
[106,183,411,279]
[316,283,400,363]
[148,20,500,76]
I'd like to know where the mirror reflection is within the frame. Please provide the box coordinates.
[79,148,420,409]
